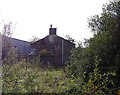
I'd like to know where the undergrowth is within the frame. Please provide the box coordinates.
[2,61,82,94]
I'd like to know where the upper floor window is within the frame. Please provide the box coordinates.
[48,44,59,51]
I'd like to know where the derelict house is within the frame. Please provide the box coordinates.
[31,25,75,66]
[2,25,75,66]
[11,38,33,58]
[2,36,32,59]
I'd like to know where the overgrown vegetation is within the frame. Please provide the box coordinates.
[2,1,120,94]
[2,61,82,94]
[66,1,120,94]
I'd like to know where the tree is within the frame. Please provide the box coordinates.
[29,36,40,43]
[66,1,120,94]
[2,22,13,59]
[65,35,76,44]
[1,22,17,65]
[85,1,120,93]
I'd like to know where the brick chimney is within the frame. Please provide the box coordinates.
[49,25,57,35]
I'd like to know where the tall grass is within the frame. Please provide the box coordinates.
[2,61,80,93]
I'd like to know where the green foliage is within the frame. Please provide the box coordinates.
[2,1,120,94]
[87,1,120,88]
[28,51,41,67]
[3,62,84,94]
[39,49,48,56]
[65,1,120,94]
[65,35,76,44]
[65,44,84,77]
[3,47,17,65]
[84,56,118,94]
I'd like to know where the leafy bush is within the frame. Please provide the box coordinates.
[65,1,120,94]
[3,61,83,93]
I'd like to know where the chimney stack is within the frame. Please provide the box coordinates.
[50,24,52,28]
[49,25,57,35]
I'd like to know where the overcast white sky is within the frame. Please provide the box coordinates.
[0,0,110,42]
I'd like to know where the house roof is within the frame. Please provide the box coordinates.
[11,37,30,43]
[2,35,30,43]
[31,35,75,46]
